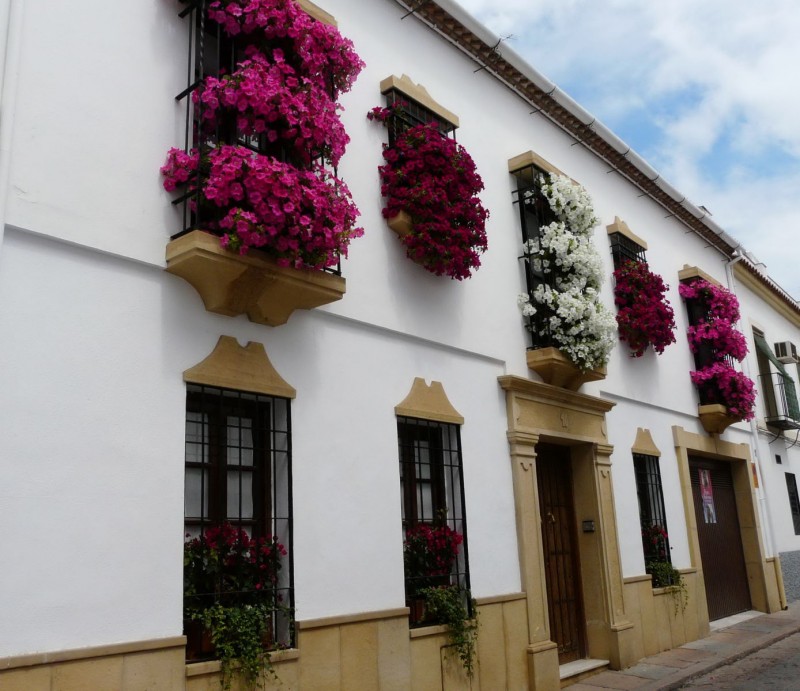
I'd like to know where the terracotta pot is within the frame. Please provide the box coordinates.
[184,619,215,661]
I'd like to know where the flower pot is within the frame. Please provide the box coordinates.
[698,404,738,434]
[184,619,215,661]
[165,230,346,326]
[526,347,606,390]
[387,211,413,238]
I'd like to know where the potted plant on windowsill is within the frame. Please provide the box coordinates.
[418,585,479,678]
[368,104,489,280]
[184,523,288,690]
[517,173,616,386]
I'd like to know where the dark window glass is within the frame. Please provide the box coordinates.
[398,417,471,626]
[633,453,671,564]
[184,384,294,650]
[786,473,800,535]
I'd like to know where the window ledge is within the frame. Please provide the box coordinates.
[166,230,345,326]
[185,649,299,677]
[409,621,477,639]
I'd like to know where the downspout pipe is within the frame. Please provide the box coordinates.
[0,0,22,258]
[726,252,788,608]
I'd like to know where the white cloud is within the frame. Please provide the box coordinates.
[456,0,800,297]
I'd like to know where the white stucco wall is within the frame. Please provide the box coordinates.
[0,0,794,659]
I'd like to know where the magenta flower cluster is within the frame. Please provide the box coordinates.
[194,48,348,166]
[679,278,755,421]
[162,0,364,267]
[613,259,676,357]
[207,0,363,96]
[369,105,489,280]
[162,145,361,269]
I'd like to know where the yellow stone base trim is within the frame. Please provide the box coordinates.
[526,346,607,391]
[166,230,346,327]
[698,403,738,434]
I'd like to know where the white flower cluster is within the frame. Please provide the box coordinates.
[540,173,598,235]
[516,174,616,371]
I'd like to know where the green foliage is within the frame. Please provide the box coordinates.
[419,586,479,678]
[646,560,688,615]
[190,603,276,691]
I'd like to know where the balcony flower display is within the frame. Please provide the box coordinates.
[679,278,755,423]
[403,523,463,594]
[517,173,616,371]
[368,104,489,280]
[162,145,361,269]
[613,259,676,357]
[184,523,287,688]
[162,0,365,271]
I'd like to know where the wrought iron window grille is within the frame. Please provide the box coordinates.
[633,453,672,565]
[397,416,472,626]
[785,473,800,535]
[184,383,295,651]
[608,232,647,269]
[382,88,457,146]
[170,0,341,274]
[681,285,719,395]
[511,163,559,350]
[753,331,800,430]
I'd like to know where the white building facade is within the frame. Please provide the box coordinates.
[0,0,797,689]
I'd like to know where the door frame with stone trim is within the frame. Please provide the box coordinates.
[498,376,636,689]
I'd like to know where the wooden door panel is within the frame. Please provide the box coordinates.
[537,444,585,664]
[689,457,751,621]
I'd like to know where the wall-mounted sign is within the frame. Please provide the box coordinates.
[700,468,717,524]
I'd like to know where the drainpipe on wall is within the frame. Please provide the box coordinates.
[0,0,22,259]
[726,251,788,608]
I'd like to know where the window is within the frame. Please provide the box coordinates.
[785,473,800,535]
[379,76,458,146]
[184,384,294,651]
[633,453,671,564]
[511,161,559,349]
[608,231,647,270]
[753,330,800,430]
[398,416,471,625]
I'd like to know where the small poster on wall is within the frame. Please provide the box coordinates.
[700,469,717,524]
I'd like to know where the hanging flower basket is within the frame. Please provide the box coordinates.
[369,105,489,280]
[613,258,676,357]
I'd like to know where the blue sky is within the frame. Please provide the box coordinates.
[456,0,800,299]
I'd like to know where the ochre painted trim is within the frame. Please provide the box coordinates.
[0,636,186,671]
[297,607,409,631]
[380,74,459,127]
[498,375,615,415]
[508,150,565,177]
[474,592,527,606]
[734,263,800,327]
[623,574,653,585]
[395,378,464,424]
[632,428,660,457]
[297,0,336,26]
[186,649,299,677]
[184,336,296,399]
[678,265,723,287]
[606,217,648,251]
[409,624,449,639]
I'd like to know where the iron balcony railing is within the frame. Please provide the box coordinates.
[759,371,800,430]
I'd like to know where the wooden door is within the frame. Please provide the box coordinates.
[537,443,585,664]
[690,457,751,620]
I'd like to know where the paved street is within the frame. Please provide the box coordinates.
[679,630,800,689]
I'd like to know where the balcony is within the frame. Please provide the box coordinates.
[759,371,800,431]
